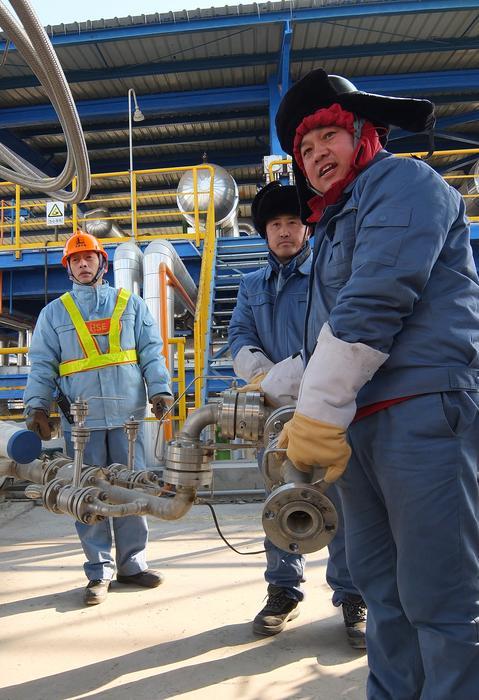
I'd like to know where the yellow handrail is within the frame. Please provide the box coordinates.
[168,337,186,428]
[0,163,216,257]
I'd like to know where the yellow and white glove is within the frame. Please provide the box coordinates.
[236,371,268,393]
[278,413,351,483]
[279,323,388,482]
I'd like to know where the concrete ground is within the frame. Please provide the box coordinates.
[0,500,368,700]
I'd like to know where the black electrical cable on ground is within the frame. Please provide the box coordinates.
[203,501,265,555]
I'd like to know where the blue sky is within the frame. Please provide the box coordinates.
[34,0,241,25]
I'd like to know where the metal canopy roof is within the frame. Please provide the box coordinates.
[0,0,478,222]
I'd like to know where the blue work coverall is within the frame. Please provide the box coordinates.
[305,150,479,699]
[229,248,361,605]
[24,281,171,581]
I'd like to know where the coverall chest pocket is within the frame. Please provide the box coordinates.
[120,312,137,347]
[56,321,82,358]
[321,209,357,288]
[249,292,275,333]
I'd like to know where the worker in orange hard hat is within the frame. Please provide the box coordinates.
[24,228,173,605]
[61,230,108,286]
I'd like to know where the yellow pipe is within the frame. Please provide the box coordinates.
[0,347,28,354]
[168,337,186,427]
[72,176,78,232]
[132,171,138,239]
[14,184,21,259]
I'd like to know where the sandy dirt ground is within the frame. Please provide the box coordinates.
[0,500,368,700]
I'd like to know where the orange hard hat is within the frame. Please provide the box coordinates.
[61,231,108,267]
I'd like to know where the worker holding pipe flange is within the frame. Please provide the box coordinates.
[274,69,479,699]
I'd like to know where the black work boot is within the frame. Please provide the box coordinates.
[116,569,164,588]
[83,579,111,606]
[253,584,300,636]
[342,594,367,649]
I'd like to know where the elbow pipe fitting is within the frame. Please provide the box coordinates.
[260,406,339,555]
[163,402,219,488]
[162,390,268,489]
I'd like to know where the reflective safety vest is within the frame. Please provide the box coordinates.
[58,288,138,376]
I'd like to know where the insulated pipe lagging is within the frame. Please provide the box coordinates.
[142,239,198,467]
[143,239,197,315]
[0,0,90,202]
[113,243,144,297]
[0,422,42,464]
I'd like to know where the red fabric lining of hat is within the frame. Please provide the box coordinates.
[293,103,382,222]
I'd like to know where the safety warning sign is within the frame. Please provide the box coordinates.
[46,200,65,226]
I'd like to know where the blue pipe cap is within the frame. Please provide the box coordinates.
[7,429,42,464]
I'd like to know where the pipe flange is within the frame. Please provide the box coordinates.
[262,483,338,555]
[162,466,212,489]
[165,440,213,471]
[235,391,265,441]
[219,389,237,439]
[42,478,68,514]
[42,456,71,484]
[79,466,105,486]
[263,405,295,447]
[164,437,213,488]
[56,484,105,524]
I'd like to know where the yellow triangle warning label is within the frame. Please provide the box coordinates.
[48,204,63,217]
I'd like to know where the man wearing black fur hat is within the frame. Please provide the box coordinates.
[228,182,366,646]
[275,69,479,698]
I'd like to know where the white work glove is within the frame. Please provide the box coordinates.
[232,345,274,382]
[238,352,304,407]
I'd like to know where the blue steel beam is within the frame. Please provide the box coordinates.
[438,155,479,174]
[391,111,479,140]
[0,129,57,175]
[3,70,479,130]
[42,129,266,156]
[269,76,283,156]
[431,132,479,147]
[2,36,479,91]
[71,149,266,173]
[0,1,474,52]
[356,70,479,95]
[0,240,201,270]
[470,224,479,240]
[277,20,292,97]
[0,85,269,128]
[15,109,267,139]
[270,20,291,155]
[434,111,479,130]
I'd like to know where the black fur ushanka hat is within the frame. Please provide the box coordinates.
[274,69,435,224]
[251,181,301,238]
[275,69,435,156]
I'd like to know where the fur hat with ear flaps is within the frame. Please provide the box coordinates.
[275,68,436,223]
[251,181,301,238]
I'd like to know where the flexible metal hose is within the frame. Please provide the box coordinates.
[0,0,90,202]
